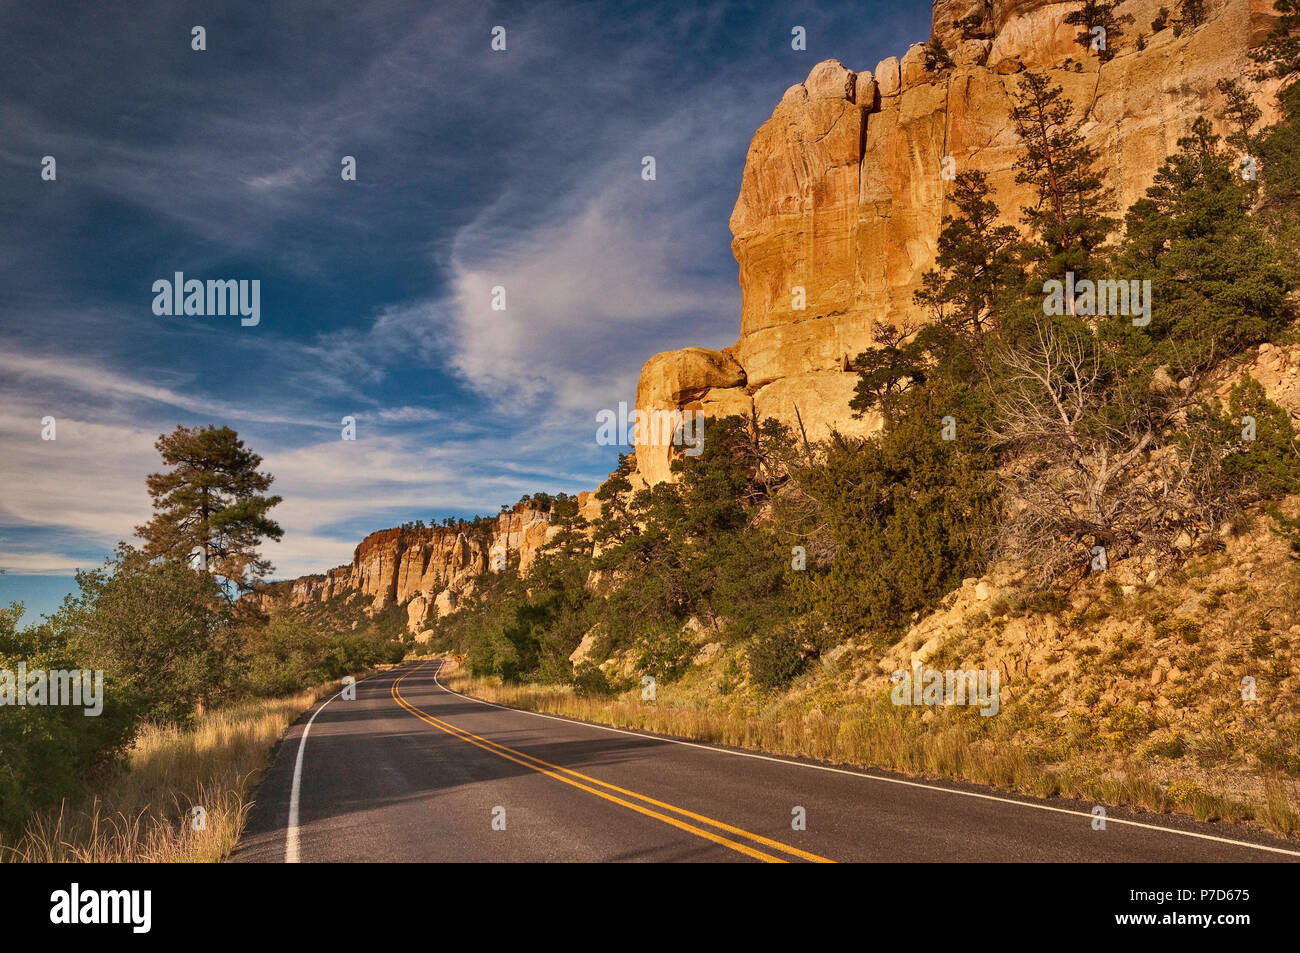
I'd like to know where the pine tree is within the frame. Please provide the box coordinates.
[915,169,1024,351]
[1117,117,1289,369]
[956,9,992,40]
[135,425,283,592]
[1174,0,1208,33]
[850,322,928,420]
[1010,72,1117,296]
[1216,78,1263,156]
[592,453,640,551]
[1064,0,1132,63]
[1257,80,1300,231]
[853,172,1025,421]
[924,36,954,72]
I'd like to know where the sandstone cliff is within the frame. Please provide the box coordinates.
[250,501,557,636]
[633,0,1282,486]
[259,0,1284,634]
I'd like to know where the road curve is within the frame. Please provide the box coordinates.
[229,660,1300,863]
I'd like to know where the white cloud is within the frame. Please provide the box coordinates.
[0,552,95,575]
[446,194,695,409]
[374,406,445,423]
[437,103,746,415]
[258,532,358,578]
[0,344,595,581]
[0,408,156,542]
[0,348,322,428]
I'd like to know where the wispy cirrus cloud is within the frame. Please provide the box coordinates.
[434,97,760,416]
[0,348,327,429]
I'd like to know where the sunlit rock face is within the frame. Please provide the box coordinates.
[253,502,554,634]
[632,0,1279,487]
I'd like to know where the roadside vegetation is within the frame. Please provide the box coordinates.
[1,679,350,862]
[0,426,404,854]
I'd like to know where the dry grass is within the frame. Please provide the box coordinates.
[440,661,1294,840]
[1261,775,1300,837]
[0,680,346,863]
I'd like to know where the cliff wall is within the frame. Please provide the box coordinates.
[634,0,1282,484]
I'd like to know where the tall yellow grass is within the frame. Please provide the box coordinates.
[1,681,342,863]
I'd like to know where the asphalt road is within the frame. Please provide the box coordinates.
[229,660,1300,863]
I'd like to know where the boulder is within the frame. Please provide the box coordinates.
[434,588,459,617]
[900,43,930,88]
[875,56,901,96]
[636,347,745,408]
[406,593,430,634]
[856,71,878,110]
[954,38,992,66]
[804,58,856,101]
[569,627,602,666]
[633,348,745,485]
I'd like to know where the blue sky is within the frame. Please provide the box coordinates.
[0,0,929,624]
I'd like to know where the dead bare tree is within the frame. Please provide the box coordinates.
[985,317,1222,575]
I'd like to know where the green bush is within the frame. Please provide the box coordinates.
[51,545,232,724]
[1147,732,1187,759]
[0,603,139,836]
[239,612,404,697]
[572,662,612,698]
[1155,616,1203,644]
[633,625,695,682]
[747,631,806,690]
[789,383,998,645]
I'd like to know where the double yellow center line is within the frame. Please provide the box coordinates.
[390,662,834,863]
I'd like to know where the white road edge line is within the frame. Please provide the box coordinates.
[427,661,1300,858]
[285,670,387,863]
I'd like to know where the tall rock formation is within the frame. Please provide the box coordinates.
[249,501,557,636]
[632,0,1282,487]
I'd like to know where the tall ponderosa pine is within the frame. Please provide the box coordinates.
[1117,117,1289,367]
[587,416,796,674]
[1257,80,1300,231]
[1217,78,1263,157]
[592,453,640,551]
[1063,0,1132,62]
[135,425,283,591]
[852,171,1022,419]
[1010,72,1116,293]
[915,169,1023,351]
[1173,0,1208,33]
